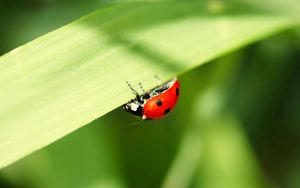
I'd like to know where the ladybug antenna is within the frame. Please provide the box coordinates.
[138,82,145,94]
[154,75,162,84]
[154,75,161,80]
[126,81,139,96]
[126,81,143,102]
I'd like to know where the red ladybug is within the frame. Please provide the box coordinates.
[123,78,180,119]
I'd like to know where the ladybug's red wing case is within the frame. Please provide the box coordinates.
[142,79,180,119]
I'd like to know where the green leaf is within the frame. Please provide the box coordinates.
[0,1,298,169]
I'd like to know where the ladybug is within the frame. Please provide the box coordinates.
[123,77,180,119]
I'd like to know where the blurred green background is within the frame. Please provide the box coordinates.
[1,0,300,188]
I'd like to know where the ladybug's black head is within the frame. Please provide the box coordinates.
[123,102,144,117]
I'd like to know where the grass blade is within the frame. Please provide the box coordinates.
[0,1,298,169]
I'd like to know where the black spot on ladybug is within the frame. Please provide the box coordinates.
[164,108,171,115]
[176,88,179,96]
[156,99,163,106]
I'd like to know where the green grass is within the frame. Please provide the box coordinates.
[0,0,299,170]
